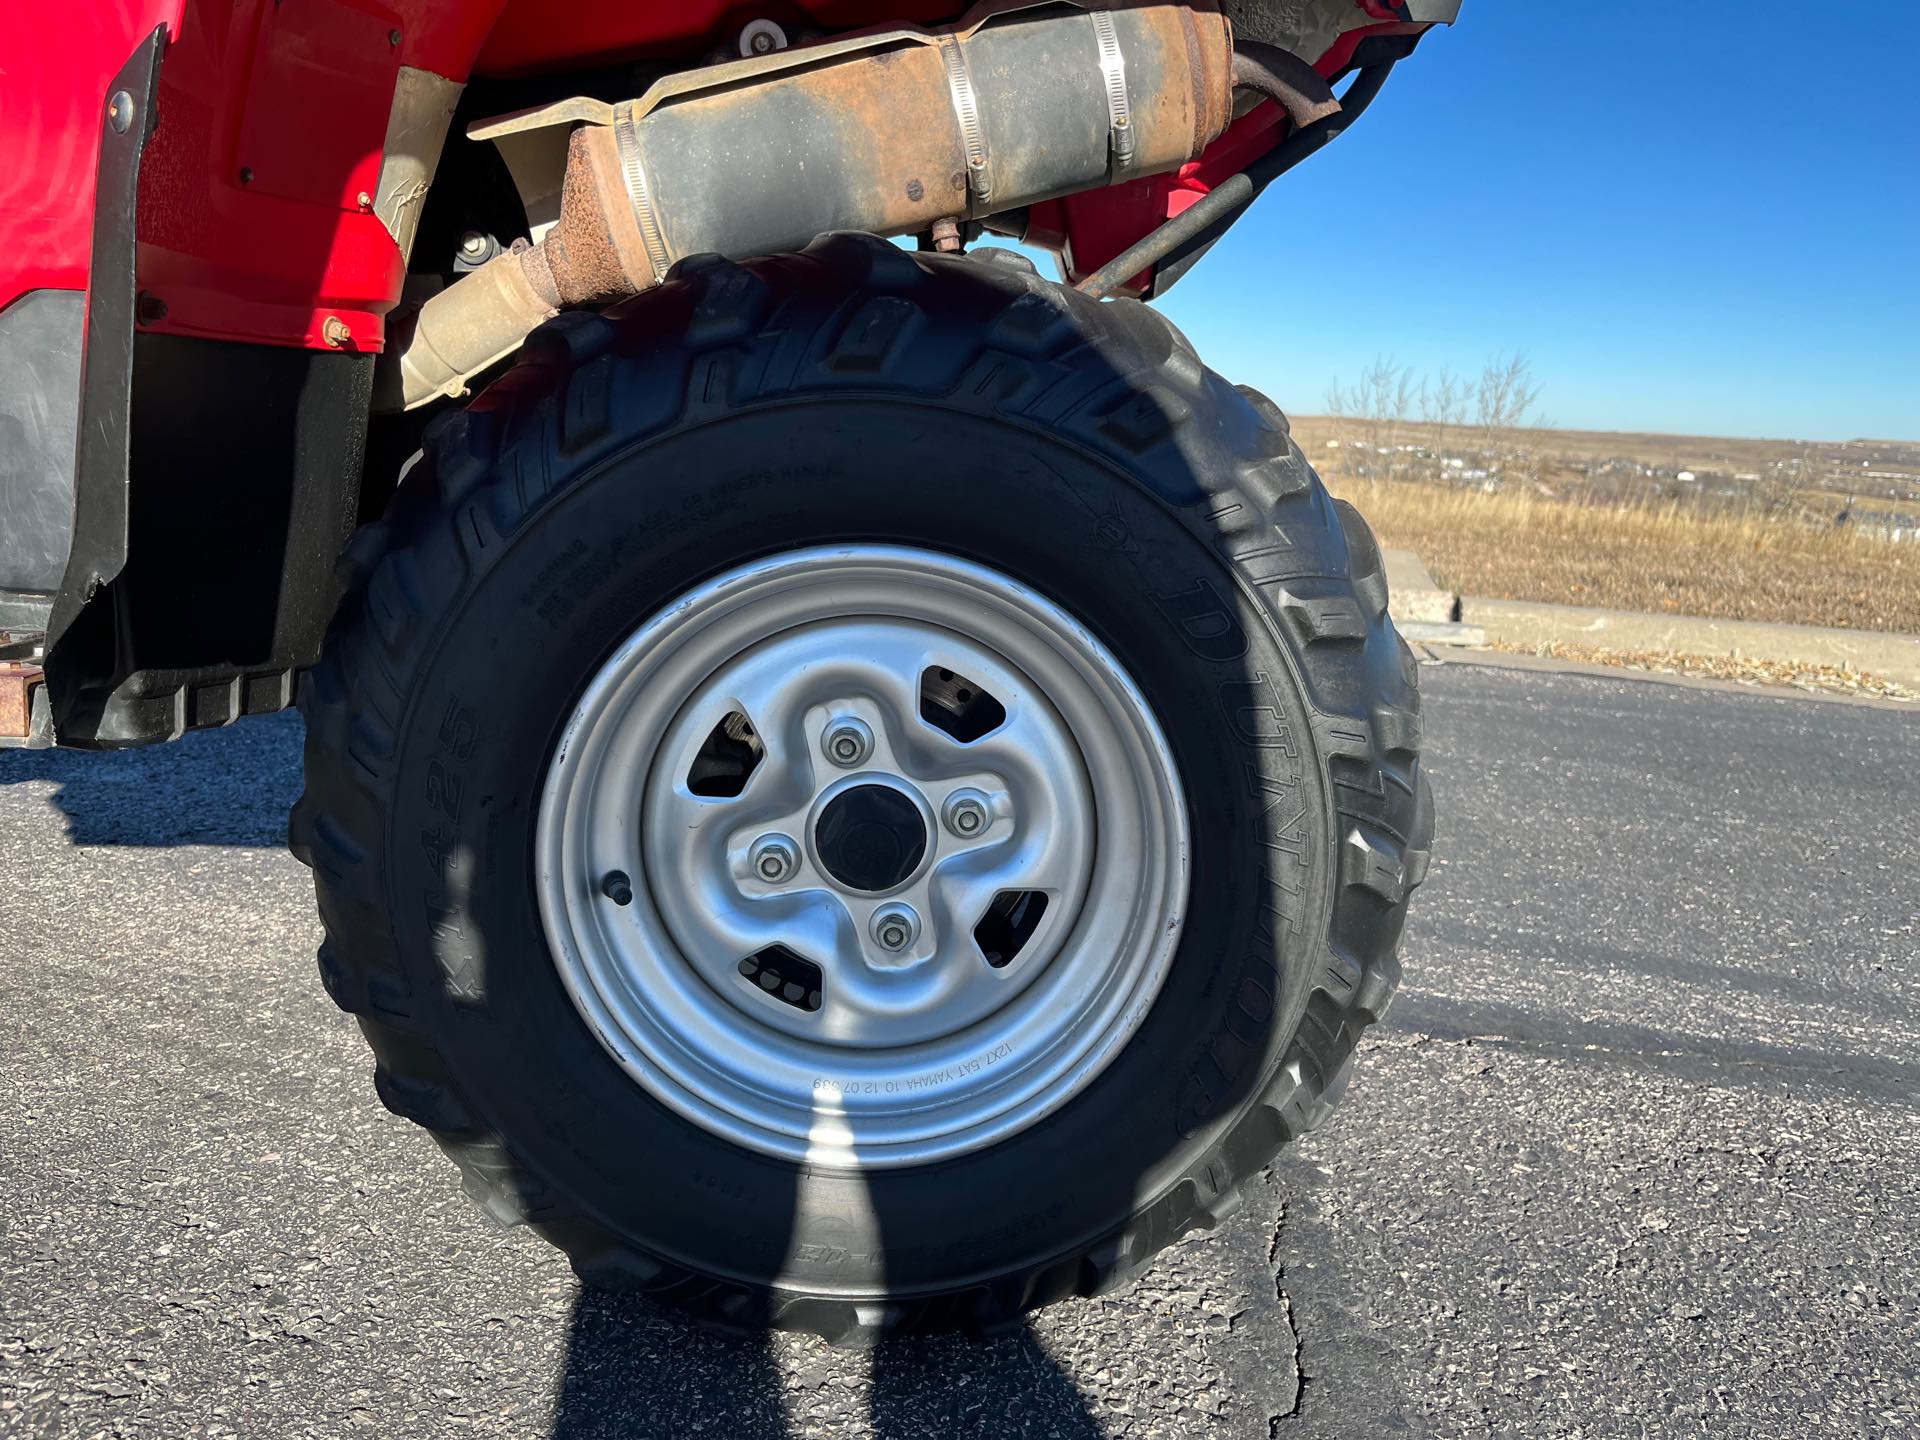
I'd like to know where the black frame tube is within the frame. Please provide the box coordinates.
[1075,60,1397,301]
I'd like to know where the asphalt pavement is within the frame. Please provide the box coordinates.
[2,662,1915,1439]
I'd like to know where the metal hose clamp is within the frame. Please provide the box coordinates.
[1090,10,1135,174]
[939,34,992,207]
[612,104,672,284]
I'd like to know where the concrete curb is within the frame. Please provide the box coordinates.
[1380,545,1920,688]
[1381,549,1457,624]
[1413,643,1920,712]
[1399,621,1487,647]
[1460,597,1920,689]
[1381,549,1483,646]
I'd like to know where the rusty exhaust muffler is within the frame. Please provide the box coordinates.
[382,2,1233,410]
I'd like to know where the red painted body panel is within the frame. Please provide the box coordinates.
[132,0,511,350]
[0,1,184,299]
[476,0,962,76]
[2,1,1415,352]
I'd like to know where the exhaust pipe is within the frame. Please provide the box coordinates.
[382,2,1234,410]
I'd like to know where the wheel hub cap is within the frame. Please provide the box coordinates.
[814,783,927,893]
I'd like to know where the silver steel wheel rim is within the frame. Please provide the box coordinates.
[536,545,1188,1168]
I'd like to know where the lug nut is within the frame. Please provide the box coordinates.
[943,790,990,838]
[871,904,919,953]
[822,718,873,769]
[601,870,634,906]
[750,835,798,884]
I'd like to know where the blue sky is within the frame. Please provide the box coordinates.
[1149,4,1920,442]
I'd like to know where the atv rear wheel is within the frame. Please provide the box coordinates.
[536,542,1188,1168]
[292,234,1431,1341]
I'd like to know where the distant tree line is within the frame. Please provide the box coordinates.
[1316,358,1878,533]
[1318,354,1544,488]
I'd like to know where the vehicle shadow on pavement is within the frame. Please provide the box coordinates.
[552,1289,1103,1438]
[0,711,302,847]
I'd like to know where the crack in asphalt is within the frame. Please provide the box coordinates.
[1266,1197,1305,1431]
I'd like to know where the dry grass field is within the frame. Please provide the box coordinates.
[1326,476,1920,635]
[1289,414,1920,516]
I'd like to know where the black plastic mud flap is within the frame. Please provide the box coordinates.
[38,23,374,749]
[44,27,167,658]
[0,291,84,641]
[0,27,165,749]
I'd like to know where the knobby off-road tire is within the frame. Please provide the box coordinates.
[291,234,1432,1343]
